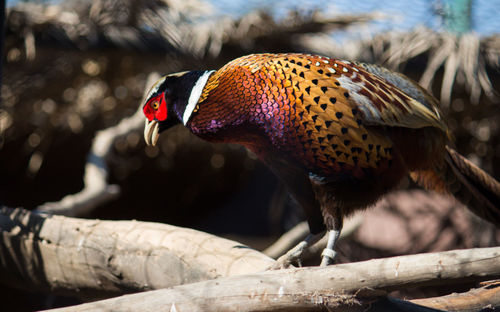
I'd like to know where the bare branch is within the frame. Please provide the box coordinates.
[45,247,500,312]
[0,207,274,299]
[411,280,500,311]
[35,73,161,216]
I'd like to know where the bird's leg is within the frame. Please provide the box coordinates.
[320,229,341,266]
[269,231,325,269]
[320,212,343,266]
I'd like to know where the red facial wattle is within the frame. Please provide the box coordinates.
[143,93,168,121]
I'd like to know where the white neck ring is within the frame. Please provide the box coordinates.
[183,70,215,125]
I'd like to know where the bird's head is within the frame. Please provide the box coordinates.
[142,70,214,146]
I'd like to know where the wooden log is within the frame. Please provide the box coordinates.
[0,207,274,300]
[45,247,500,311]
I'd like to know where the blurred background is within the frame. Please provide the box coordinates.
[1,0,500,310]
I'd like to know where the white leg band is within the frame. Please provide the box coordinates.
[321,248,337,259]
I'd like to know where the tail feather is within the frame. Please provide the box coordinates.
[444,146,500,225]
[412,146,500,227]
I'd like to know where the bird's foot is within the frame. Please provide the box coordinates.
[267,232,325,270]
[268,240,307,270]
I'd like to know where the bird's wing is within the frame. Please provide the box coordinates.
[275,54,447,173]
[334,61,447,132]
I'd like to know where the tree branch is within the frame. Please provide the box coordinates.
[0,207,274,300]
[35,73,161,216]
[44,247,500,312]
[411,280,500,311]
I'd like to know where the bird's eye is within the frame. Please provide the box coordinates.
[152,101,159,110]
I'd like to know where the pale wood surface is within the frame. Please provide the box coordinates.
[45,246,500,311]
[0,207,274,299]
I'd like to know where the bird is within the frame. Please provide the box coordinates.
[142,53,500,267]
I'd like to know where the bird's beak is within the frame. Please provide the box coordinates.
[144,119,161,146]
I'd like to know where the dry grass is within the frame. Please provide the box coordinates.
[302,27,500,105]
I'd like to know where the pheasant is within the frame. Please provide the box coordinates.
[142,53,500,267]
